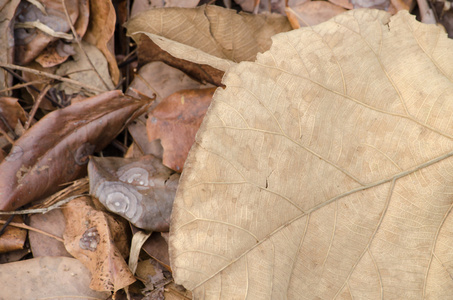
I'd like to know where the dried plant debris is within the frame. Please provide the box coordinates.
[89,155,179,231]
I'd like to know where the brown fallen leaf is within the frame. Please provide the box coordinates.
[35,40,76,68]
[55,41,115,95]
[126,4,292,76]
[14,0,79,65]
[0,256,110,298]
[0,97,26,141]
[0,90,149,211]
[63,196,135,292]
[134,36,226,86]
[127,61,214,157]
[0,216,26,253]
[29,209,71,257]
[147,88,216,172]
[0,0,20,95]
[83,0,120,85]
[89,155,179,231]
[170,9,453,298]
[34,0,90,68]
[132,227,171,270]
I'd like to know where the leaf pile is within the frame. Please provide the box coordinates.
[1,1,452,299]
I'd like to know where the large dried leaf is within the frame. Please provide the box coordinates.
[0,256,110,299]
[0,90,149,211]
[170,9,453,298]
[126,5,292,72]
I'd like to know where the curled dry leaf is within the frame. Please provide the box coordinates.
[14,0,79,65]
[148,88,216,172]
[0,90,149,211]
[132,227,171,270]
[34,0,90,68]
[89,155,179,231]
[126,4,292,75]
[83,0,120,85]
[62,196,135,292]
[170,10,453,298]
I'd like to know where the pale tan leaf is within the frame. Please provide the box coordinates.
[170,9,453,299]
[126,5,292,72]
[0,256,110,299]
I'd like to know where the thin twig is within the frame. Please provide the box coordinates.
[0,195,85,215]
[0,127,15,144]
[0,220,64,243]
[0,79,50,94]
[0,215,15,237]
[24,84,52,130]
[0,114,18,140]
[2,67,62,107]
[60,0,111,90]
[0,63,105,94]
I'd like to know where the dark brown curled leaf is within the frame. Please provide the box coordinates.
[0,90,150,211]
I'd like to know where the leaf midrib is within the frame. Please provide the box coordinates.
[190,148,453,290]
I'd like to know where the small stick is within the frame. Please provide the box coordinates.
[0,195,85,215]
[0,63,105,94]
[0,220,64,243]
[24,84,52,130]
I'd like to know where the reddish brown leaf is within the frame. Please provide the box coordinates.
[0,97,26,134]
[0,90,149,211]
[147,88,216,172]
[88,155,179,231]
[62,196,135,292]
[127,61,213,159]
[35,41,75,68]
[0,216,26,253]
